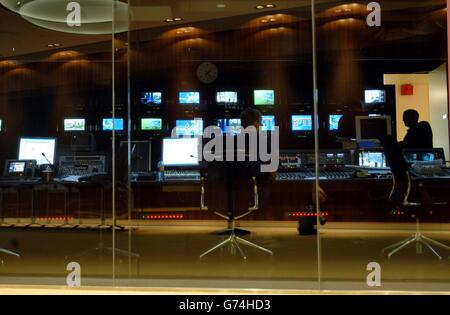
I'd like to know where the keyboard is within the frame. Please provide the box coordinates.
[276,171,354,181]
[0,177,42,185]
[163,170,201,181]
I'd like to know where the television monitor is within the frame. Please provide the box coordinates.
[102,118,124,131]
[403,148,445,165]
[355,116,392,140]
[329,114,343,131]
[216,92,238,104]
[18,137,56,165]
[261,115,276,132]
[141,92,162,105]
[364,90,386,104]
[175,119,204,137]
[64,119,86,131]
[254,90,275,106]
[216,118,242,135]
[141,118,162,131]
[291,115,313,132]
[358,151,387,168]
[179,92,200,105]
[162,138,199,166]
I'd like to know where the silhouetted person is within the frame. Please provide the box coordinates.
[400,109,433,149]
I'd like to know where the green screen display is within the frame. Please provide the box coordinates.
[141,118,162,131]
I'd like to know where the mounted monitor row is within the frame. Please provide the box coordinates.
[140,90,275,106]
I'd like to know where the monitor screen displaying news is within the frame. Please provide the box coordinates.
[179,92,200,105]
[329,114,343,131]
[64,119,85,131]
[141,118,162,131]
[261,115,276,131]
[162,138,199,166]
[102,118,124,131]
[291,115,313,132]
[175,119,204,137]
[216,92,238,104]
[141,92,162,105]
[216,118,242,135]
[254,90,275,106]
[364,90,386,104]
[18,137,56,165]
[358,151,387,168]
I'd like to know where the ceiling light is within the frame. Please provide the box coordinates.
[265,4,276,8]
[216,4,226,9]
[269,18,276,22]
[256,5,265,9]
[0,0,128,34]
[166,17,183,23]
[261,19,268,23]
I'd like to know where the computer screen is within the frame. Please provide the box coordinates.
[18,137,56,165]
[254,90,275,106]
[175,119,204,137]
[403,149,445,165]
[358,151,387,168]
[162,138,199,166]
[355,116,392,140]
[291,115,313,132]
[329,114,343,131]
[141,118,162,131]
[216,118,242,135]
[64,119,86,131]
[8,161,25,173]
[216,92,238,104]
[141,92,162,105]
[102,118,124,131]
[261,115,276,131]
[179,92,200,105]
[364,90,386,104]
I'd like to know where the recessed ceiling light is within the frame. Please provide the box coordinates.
[269,18,276,22]
[216,4,226,9]
[174,17,183,21]
[256,5,265,9]
[261,19,268,23]
[265,4,276,8]
[256,4,276,10]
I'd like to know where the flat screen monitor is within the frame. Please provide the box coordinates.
[141,92,162,105]
[216,92,238,104]
[329,114,343,131]
[254,90,275,106]
[216,118,242,135]
[162,138,199,166]
[102,118,124,131]
[18,137,56,165]
[179,92,200,105]
[291,115,313,132]
[364,90,386,104]
[403,148,445,165]
[355,116,392,140]
[261,115,276,131]
[175,119,204,137]
[64,119,86,131]
[141,118,162,131]
[358,151,387,168]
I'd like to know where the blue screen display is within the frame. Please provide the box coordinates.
[179,92,200,105]
[216,118,242,135]
[261,115,276,131]
[329,114,343,131]
[141,92,162,105]
[291,115,312,132]
[102,118,124,131]
[175,119,204,136]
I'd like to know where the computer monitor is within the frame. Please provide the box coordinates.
[102,118,124,131]
[291,115,313,132]
[329,114,343,131]
[254,90,275,106]
[18,137,56,165]
[261,115,276,132]
[358,151,387,168]
[355,116,392,140]
[175,119,203,137]
[364,89,386,104]
[216,118,242,135]
[64,118,86,132]
[216,92,238,104]
[162,138,199,166]
[179,92,200,105]
[141,92,162,105]
[141,118,162,131]
[403,148,445,165]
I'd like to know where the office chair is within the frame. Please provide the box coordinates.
[381,137,450,260]
[199,160,273,261]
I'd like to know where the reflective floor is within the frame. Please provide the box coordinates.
[0,222,450,291]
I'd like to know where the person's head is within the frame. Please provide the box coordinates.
[240,107,262,129]
[403,109,419,128]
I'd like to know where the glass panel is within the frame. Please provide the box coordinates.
[315,0,450,291]
[116,0,320,290]
[0,0,115,286]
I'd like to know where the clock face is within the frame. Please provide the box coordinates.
[196,62,218,84]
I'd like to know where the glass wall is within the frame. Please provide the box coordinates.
[0,0,449,292]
